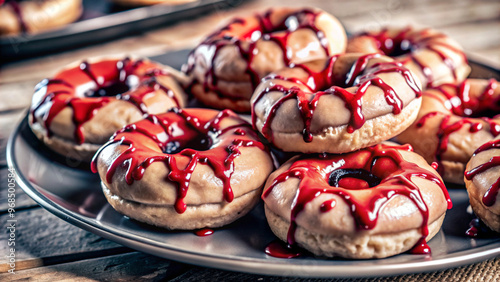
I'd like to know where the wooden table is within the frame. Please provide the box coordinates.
[1,0,500,280]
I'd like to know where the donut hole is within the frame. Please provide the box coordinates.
[329,169,381,189]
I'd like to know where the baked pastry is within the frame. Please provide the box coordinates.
[30,57,188,162]
[184,7,347,112]
[347,27,470,88]
[251,53,422,153]
[111,0,195,6]
[92,108,274,230]
[465,139,500,233]
[0,0,82,36]
[397,79,500,184]
[263,143,451,259]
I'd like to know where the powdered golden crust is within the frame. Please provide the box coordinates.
[346,27,470,88]
[465,146,500,232]
[29,57,188,162]
[263,148,448,258]
[185,7,347,112]
[397,79,500,184]
[0,0,82,36]
[95,109,274,229]
[251,54,422,153]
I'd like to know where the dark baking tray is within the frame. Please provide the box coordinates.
[0,0,247,62]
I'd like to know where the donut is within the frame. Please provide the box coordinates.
[30,57,188,162]
[251,53,422,154]
[92,108,274,230]
[397,79,500,184]
[465,139,500,233]
[346,27,470,88]
[262,143,451,259]
[184,7,347,112]
[0,0,82,36]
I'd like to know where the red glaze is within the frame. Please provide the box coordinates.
[263,144,451,254]
[185,9,329,100]
[432,79,499,118]
[409,238,431,255]
[91,109,267,214]
[265,240,302,258]
[365,27,468,87]
[465,139,500,207]
[415,80,500,174]
[252,55,421,141]
[5,1,27,33]
[30,58,179,145]
[195,228,214,237]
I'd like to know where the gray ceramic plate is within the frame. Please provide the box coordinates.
[7,57,500,278]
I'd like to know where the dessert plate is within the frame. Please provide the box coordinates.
[0,0,246,62]
[7,55,500,278]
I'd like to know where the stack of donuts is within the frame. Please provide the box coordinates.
[28,6,500,260]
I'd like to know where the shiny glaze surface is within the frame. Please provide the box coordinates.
[30,58,179,145]
[416,79,500,174]
[364,27,467,87]
[92,109,267,214]
[252,54,421,141]
[263,144,451,254]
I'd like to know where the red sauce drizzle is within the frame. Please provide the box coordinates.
[251,56,421,141]
[262,144,451,254]
[30,59,179,145]
[195,228,214,237]
[416,79,500,173]
[465,139,500,207]
[367,27,468,87]
[185,9,329,100]
[91,109,267,214]
[265,240,302,258]
[465,218,495,237]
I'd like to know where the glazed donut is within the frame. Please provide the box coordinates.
[397,79,500,184]
[346,27,470,88]
[251,53,422,154]
[262,143,451,259]
[0,0,82,36]
[30,57,188,162]
[92,108,274,230]
[465,139,500,233]
[184,7,347,112]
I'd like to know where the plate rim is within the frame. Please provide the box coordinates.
[7,60,500,278]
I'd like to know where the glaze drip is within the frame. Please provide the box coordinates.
[433,79,500,118]
[91,109,266,214]
[416,79,500,173]
[367,27,468,87]
[262,144,451,254]
[30,59,180,145]
[5,1,28,33]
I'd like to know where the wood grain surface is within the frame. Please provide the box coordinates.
[0,0,499,280]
